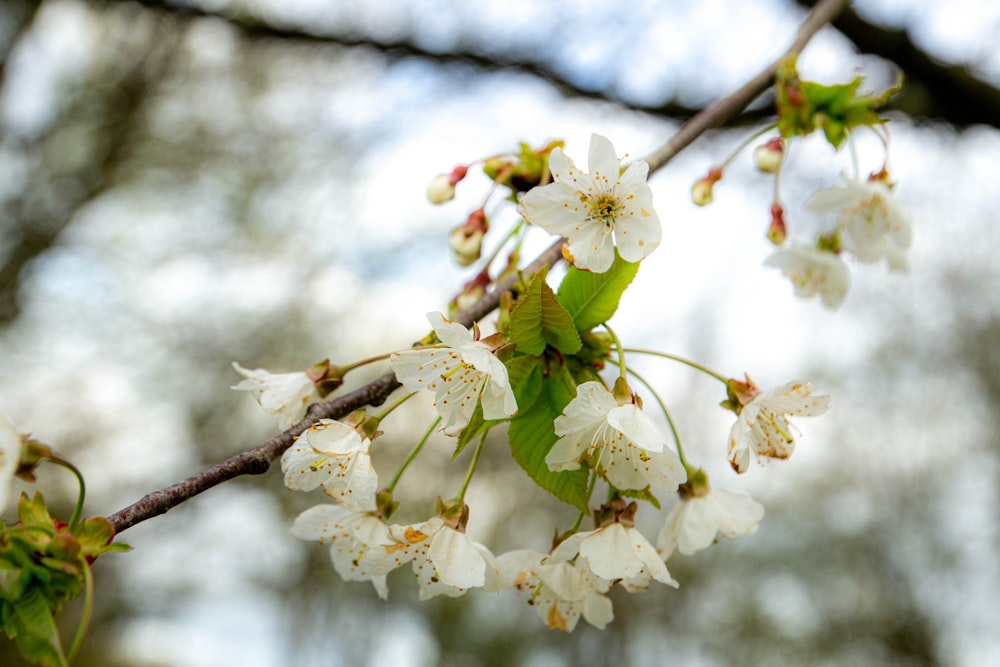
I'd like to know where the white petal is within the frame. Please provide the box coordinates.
[0,412,19,515]
[554,382,617,435]
[587,134,621,191]
[428,527,488,589]
[426,311,474,350]
[563,219,616,273]
[389,348,462,394]
[606,404,665,452]
[518,181,590,236]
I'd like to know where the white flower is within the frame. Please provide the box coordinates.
[728,380,830,473]
[0,412,22,515]
[518,134,660,273]
[390,312,516,436]
[497,550,613,632]
[546,381,686,492]
[657,487,764,558]
[550,522,678,592]
[280,419,378,510]
[377,517,499,600]
[291,503,395,599]
[808,177,911,269]
[765,245,850,309]
[231,363,320,429]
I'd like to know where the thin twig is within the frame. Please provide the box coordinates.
[106,0,850,534]
[641,0,850,172]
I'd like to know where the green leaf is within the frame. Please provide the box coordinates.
[509,267,582,355]
[618,486,662,510]
[507,355,543,406]
[557,250,640,332]
[2,587,69,667]
[452,402,489,460]
[508,358,589,510]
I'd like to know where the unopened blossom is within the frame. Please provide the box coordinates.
[808,176,911,269]
[728,379,830,473]
[498,550,613,631]
[518,134,660,273]
[390,311,516,436]
[657,487,764,558]
[291,503,395,599]
[765,245,850,309]
[281,419,378,510]
[546,381,685,492]
[0,412,21,515]
[374,517,499,600]
[549,521,678,592]
[231,363,320,429]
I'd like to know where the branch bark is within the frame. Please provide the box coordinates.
[106,0,850,535]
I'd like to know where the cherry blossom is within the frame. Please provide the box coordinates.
[280,419,378,510]
[546,381,685,492]
[808,176,911,269]
[497,550,613,631]
[291,503,395,600]
[231,363,319,429]
[373,517,499,600]
[518,134,660,273]
[390,311,516,436]
[728,379,830,473]
[765,245,850,309]
[657,487,764,558]
[549,521,678,592]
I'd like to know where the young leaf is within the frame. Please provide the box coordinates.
[452,402,491,460]
[3,586,69,667]
[509,267,582,355]
[557,250,640,331]
[507,358,589,510]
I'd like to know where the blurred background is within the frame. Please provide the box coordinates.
[1,0,999,665]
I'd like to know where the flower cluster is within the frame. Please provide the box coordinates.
[225,133,835,632]
[692,60,910,309]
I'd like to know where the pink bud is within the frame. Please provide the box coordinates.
[692,167,723,206]
[754,138,785,174]
[767,202,787,245]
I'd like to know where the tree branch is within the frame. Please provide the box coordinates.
[106,0,850,535]
[114,0,779,127]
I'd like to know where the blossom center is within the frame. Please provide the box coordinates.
[586,192,623,228]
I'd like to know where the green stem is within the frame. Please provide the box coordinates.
[626,368,692,472]
[720,122,779,170]
[480,219,525,270]
[621,348,729,384]
[339,352,394,375]
[603,323,628,381]
[47,455,86,528]
[372,391,416,424]
[388,417,440,493]
[66,559,94,663]
[456,430,489,502]
[567,471,597,534]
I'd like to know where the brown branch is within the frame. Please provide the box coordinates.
[106,0,850,535]
[113,0,776,127]
[642,0,850,171]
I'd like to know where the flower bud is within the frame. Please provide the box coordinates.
[449,207,489,266]
[754,138,785,174]
[766,202,787,245]
[426,165,469,205]
[427,174,455,204]
[450,226,484,266]
[691,167,723,206]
